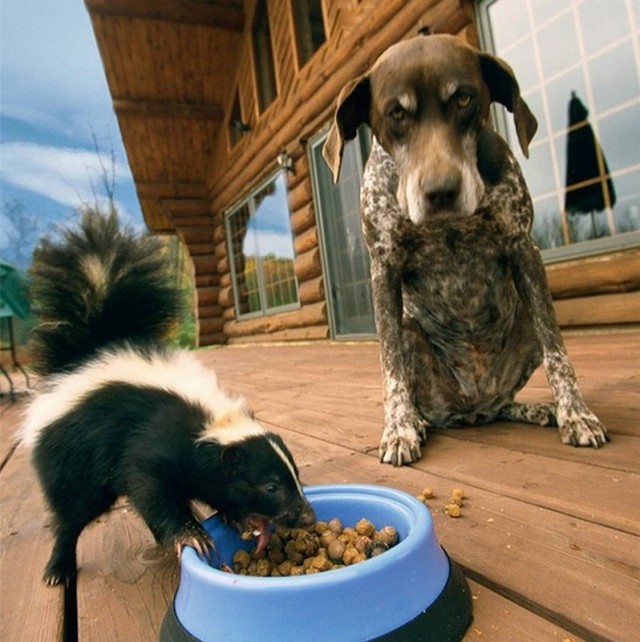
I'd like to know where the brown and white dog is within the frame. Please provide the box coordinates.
[323,34,608,466]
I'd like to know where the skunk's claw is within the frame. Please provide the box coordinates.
[174,522,214,560]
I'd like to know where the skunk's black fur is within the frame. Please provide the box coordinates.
[23,210,314,586]
[29,210,182,375]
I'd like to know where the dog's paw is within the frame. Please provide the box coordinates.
[379,410,427,466]
[557,403,609,448]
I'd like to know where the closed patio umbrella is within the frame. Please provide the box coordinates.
[564,92,616,237]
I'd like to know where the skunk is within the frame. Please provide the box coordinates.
[22,210,315,586]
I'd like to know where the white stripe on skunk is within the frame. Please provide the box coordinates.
[21,346,261,449]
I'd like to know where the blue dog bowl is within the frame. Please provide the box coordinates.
[161,484,472,641]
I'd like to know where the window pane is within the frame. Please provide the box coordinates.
[310,130,375,336]
[252,174,298,310]
[227,173,298,319]
[252,0,277,111]
[479,0,640,257]
[229,203,261,315]
[292,0,326,67]
[578,0,628,54]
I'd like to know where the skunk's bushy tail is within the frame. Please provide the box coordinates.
[29,209,183,375]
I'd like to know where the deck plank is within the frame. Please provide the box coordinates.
[277,438,640,642]
[1,330,638,641]
[75,505,178,642]
[464,580,585,642]
[0,427,65,642]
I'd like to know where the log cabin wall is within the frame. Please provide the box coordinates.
[86,0,640,347]
[205,0,477,345]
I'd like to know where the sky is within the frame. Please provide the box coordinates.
[0,0,143,270]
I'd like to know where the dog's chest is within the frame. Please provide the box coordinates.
[399,218,518,331]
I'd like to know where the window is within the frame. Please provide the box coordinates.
[228,90,244,147]
[292,0,327,67]
[478,0,640,261]
[227,173,299,319]
[252,0,277,111]
[309,128,375,337]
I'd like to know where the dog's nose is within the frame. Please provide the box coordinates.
[425,173,461,210]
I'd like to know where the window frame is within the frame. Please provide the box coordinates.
[225,171,300,320]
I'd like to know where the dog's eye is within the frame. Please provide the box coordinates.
[456,92,473,109]
[388,105,406,123]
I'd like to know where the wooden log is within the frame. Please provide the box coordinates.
[218,285,234,308]
[298,275,325,305]
[294,225,318,255]
[191,254,216,275]
[214,239,227,260]
[198,317,225,335]
[197,305,223,319]
[197,286,219,305]
[194,273,218,288]
[180,226,214,245]
[217,255,230,275]
[294,246,322,283]
[554,291,640,327]
[226,324,330,344]
[219,272,231,288]
[291,202,316,236]
[547,250,640,299]
[187,242,215,256]
[288,175,313,213]
[213,223,226,244]
[198,332,227,346]
[224,301,327,337]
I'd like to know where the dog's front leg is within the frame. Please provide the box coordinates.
[509,238,608,447]
[370,257,428,465]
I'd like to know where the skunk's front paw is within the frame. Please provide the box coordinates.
[174,521,214,560]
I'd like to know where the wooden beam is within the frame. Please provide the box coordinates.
[84,0,245,31]
[136,181,209,199]
[160,198,212,217]
[113,98,223,121]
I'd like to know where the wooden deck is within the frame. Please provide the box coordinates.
[1,330,639,641]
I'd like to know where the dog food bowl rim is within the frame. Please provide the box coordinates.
[172,483,460,641]
[182,483,435,587]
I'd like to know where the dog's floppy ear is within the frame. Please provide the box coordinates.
[322,76,371,182]
[478,53,538,158]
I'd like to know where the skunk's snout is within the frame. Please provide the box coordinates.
[283,497,316,528]
[299,501,316,527]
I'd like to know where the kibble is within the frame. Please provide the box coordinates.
[445,503,462,518]
[231,518,399,576]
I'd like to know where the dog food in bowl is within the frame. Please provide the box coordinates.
[233,518,399,576]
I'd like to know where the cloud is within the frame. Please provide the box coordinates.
[1,141,133,212]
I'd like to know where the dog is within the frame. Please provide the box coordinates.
[22,211,314,585]
[323,34,608,466]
